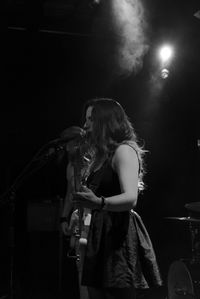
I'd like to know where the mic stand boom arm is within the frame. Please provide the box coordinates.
[0,142,66,299]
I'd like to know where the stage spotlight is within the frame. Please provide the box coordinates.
[161,68,169,79]
[159,45,173,64]
[157,44,174,79]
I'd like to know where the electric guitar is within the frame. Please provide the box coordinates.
[67,143,94,262]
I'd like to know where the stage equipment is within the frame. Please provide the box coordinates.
[165,217,200,223]
[168,259,200,299]
[158,44,174,79]
[185,202,200,220]
[159,45,174,64]
[166,202,200,298]
[161,68,170,79]
[0,128,83,298]
[165,215,200,263]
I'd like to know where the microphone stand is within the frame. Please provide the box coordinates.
[0,142,66,299]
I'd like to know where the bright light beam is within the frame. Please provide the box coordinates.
[159,45,173,64]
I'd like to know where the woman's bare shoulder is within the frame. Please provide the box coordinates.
[112,143,138,169]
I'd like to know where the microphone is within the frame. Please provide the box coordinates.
[47,126,86,146]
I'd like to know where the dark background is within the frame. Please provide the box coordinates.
[2,0,200,298]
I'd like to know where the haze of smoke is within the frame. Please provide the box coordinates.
[93,0,149,78]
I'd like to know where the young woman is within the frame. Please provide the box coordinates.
[61,98,162,299]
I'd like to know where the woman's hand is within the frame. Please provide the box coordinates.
[61,210,80,236]
[61,221,71,236]
[73,186,101,210]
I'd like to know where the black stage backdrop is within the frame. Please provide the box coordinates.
[2,0,200,298]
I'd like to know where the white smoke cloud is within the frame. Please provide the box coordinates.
[92,0,149,78]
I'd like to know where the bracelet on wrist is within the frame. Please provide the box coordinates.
[100,196,107,210]
[60,216,68,224]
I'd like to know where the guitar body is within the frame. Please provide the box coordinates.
[79,208,92,247]
[68,208,91,261]
[67,209,91,299]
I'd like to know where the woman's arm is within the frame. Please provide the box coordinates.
[105,143,139,211]
[75,144,139,212]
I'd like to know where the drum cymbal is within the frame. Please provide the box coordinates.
[165,216,200,222]
[185,202,200,212]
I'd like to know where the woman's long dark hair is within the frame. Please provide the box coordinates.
[83,98,146,191]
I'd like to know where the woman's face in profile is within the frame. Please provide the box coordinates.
[84,106,94,133]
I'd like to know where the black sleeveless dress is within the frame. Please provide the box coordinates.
[81,158,162,289]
